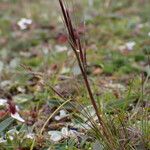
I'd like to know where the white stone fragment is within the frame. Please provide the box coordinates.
[61,127,69,138]
[54,109,68,121]
[26,133,35,139]
[54,116,61,121]
[125,41,136,51]
[17,18,32,30]
[119,41,136,51]
[11,112,25,122]
[0,98,7,106]
[48,131,63,142]
[55,45,68,53]
[60,110,67,117]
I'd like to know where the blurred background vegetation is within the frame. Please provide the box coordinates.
[0,0,150,149]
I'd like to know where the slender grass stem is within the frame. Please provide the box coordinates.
[40,98,72,135]
[58,0,116,148]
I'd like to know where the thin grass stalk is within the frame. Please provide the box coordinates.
[40,98,72,135]
[58,0,101,126]
[59,0,99,124]
[58,0,116,147]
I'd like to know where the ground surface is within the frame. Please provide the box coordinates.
[0,0,150,150]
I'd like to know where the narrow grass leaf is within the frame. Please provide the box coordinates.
[0,117,14,133]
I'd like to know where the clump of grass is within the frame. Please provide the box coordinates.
[58,0,119,149]
[57,0,150,149]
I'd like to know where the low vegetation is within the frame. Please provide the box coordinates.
[0,0,149,150]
